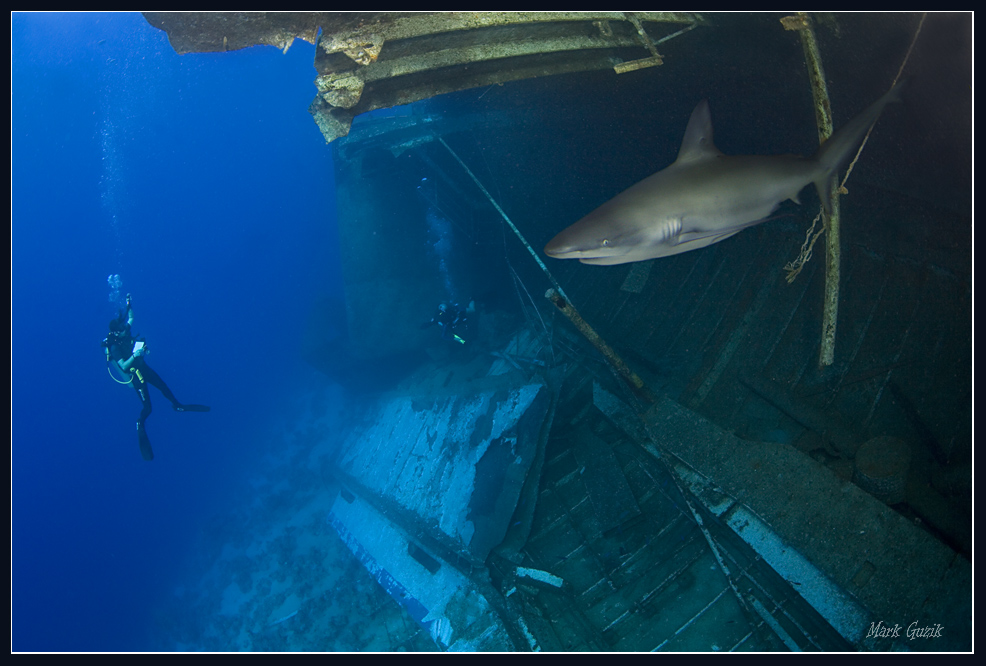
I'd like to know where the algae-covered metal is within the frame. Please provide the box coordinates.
[143,12,703,142]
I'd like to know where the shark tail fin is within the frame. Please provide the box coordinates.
[812,78,908,215]
[813,175,838,216]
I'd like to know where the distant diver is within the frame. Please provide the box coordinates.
[102,293,210,461]
[421,301,473,345]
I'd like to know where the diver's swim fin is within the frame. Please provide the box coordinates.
[137,422,154,461]
[174,403,210,412]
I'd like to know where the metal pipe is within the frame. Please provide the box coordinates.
[440,132,653,404]
[546,288,655,404]
[782,13,839,367]
[439,136,570,303]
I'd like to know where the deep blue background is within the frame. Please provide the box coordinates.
[12,13,341,651]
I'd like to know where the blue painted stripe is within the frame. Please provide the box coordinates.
[328,511,434,630]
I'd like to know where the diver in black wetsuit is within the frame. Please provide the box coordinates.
[103,293,209,461]
[422,301,470,344]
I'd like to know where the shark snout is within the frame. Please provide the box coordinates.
[544,234,598,260]
[545,223,625,261]
[543,234,571,258]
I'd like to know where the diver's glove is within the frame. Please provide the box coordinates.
[133,346,145,358]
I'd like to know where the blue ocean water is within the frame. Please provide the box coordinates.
[12,13,341,651]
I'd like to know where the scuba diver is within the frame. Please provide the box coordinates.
[421,301,473,344]
[102,293,209,461]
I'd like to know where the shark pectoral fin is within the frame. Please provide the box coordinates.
[676,229,744,252]
[580,254,639,266]
[677,210,779,247]
[677,227,741,245]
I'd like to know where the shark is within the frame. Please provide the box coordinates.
[544,81,905,265]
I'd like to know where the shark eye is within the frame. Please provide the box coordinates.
[602,239,611,247]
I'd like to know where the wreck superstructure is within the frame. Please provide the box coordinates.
[145,12,971,651]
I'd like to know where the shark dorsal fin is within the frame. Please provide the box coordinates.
[675,99,723,165]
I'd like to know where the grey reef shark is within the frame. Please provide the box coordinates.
[544,80,905,266]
